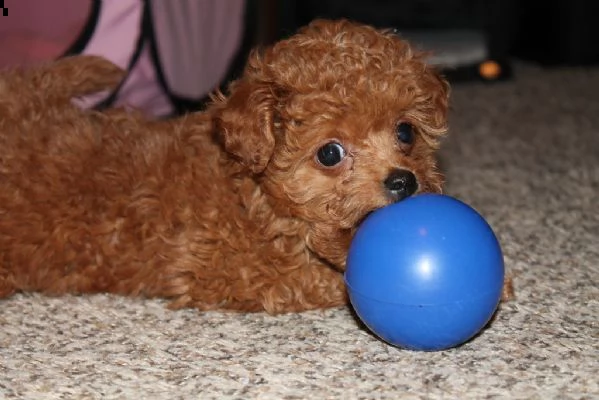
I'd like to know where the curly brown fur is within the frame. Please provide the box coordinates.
[0,20,459,314]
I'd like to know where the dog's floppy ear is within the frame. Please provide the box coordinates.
[213,80,278,174]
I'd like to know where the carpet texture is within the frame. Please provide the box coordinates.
[1,63,598,399]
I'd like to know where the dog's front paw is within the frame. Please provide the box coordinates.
[501,273,515,302]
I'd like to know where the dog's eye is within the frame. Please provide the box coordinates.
[316,142,346,167]
[395,123,415,145]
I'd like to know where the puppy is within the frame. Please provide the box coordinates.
[0,20,450,314]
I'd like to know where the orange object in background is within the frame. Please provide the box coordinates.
[479,60,502,80]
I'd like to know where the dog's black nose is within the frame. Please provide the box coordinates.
[384,169,418,202]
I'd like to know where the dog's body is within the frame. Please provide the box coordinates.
[0,20,452,314]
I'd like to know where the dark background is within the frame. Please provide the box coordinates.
[236,0,599,82]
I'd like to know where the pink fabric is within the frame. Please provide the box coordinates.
[1,0,245,117]
[96,43,173,117]
[78,0,142,70]
[72,0,174,115]
[151,0,245,99]
[0,0,91,67]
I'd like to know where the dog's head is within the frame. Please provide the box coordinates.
[213,19,449,267]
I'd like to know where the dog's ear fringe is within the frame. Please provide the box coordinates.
[417,66,450,149]
[211,80,277,174]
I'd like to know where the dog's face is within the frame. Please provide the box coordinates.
[262,89,445,230]
[214,20,449,265]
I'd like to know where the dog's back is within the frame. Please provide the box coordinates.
[0,56,220,299]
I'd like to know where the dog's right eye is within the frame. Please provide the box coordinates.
[316,142,346,167]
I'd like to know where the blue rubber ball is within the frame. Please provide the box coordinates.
[345,194,504,351]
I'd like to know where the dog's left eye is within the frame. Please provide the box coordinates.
[395,122,415,145]
[316,142,346,167]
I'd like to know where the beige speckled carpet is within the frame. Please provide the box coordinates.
[1,63,598,399]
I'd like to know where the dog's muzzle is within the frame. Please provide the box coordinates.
[384,168,418,202]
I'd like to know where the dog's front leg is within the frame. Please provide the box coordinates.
[306,224,353,271]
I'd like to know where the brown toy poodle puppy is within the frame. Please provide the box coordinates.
[0,20,453,314]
